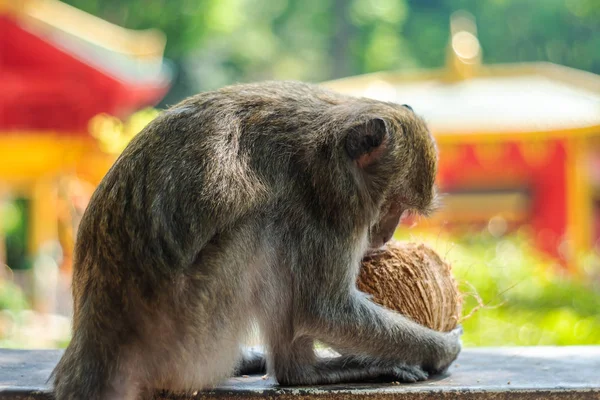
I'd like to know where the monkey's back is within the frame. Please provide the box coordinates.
[75,82,360,276]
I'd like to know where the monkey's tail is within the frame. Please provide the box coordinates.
[49,328,119,400]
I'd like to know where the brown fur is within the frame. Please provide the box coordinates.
[51,81,460,399]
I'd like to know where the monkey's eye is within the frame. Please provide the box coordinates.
[402,104,413,112]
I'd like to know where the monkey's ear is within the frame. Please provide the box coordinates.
[344,118,388,168]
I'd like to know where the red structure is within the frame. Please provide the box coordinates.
[436,140,568,260]
[0,0,170,133]
[0,0,171,281]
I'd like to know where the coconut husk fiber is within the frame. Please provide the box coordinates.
[357,241,462,332]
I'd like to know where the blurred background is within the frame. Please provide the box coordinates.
[1,0,599,349]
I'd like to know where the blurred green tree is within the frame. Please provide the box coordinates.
[404,0,600,73]
[62,0,600,104]
[62,0,414,102]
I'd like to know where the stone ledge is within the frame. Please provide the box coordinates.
[1,346,599,399]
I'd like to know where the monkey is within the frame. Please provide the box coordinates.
[50,80,461,399]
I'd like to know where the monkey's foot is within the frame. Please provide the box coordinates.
[424,325,463,376]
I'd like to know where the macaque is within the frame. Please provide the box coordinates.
[51,81,461,399]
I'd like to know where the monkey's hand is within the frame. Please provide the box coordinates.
[328,325,462,383]
[423,325,463,376]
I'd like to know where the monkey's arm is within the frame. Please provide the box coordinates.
[268,241,461,386]
[307,293,461,372]
[271,291,460,386]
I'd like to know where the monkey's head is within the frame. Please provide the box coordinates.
[343,103,438,252]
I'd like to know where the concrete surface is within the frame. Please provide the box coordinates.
[0,346,599,399]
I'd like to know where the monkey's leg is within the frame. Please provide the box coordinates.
[269,337,429,386]
[233,347,267,376]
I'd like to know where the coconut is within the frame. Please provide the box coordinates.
[357,241,462,332]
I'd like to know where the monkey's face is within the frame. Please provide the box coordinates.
[358,104,439,252]
[367,200,409,250]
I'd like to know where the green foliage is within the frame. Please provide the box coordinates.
[0,279,27,312]
[2,199,31,270]
[404,0,600,73]
[61,0,600,103]
[0,278,29,347]
[396,230,600,346]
